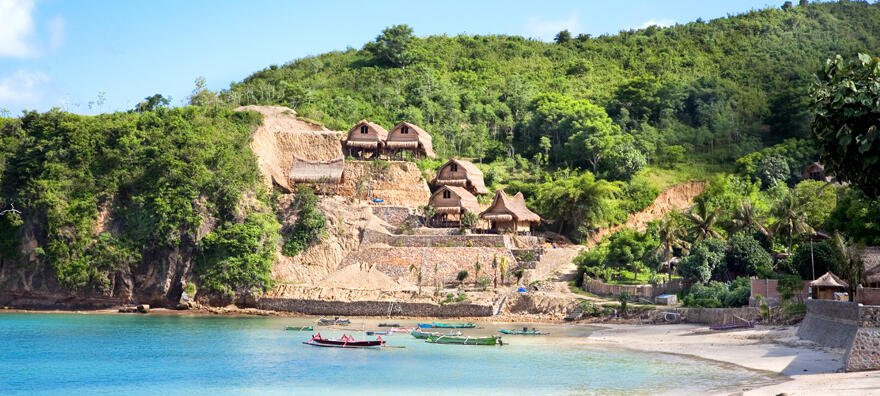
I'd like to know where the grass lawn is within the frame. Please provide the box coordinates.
[636,162,731,191]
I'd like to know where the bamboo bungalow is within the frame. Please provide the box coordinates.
[428,185,480,226]
[385,122,436,159]
[480,190,541,233]
[810,272,848,300]
[431,158,489,195]
[343,120,388,158]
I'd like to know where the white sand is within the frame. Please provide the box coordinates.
[584,324,880,395]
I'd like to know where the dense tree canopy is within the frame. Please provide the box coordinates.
[811,53,880,197]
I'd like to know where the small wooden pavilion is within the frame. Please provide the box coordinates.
[431,158,488,195]
[480,190,541,233]
[428,185,480,227]
[343,120,388,159]
[802,162,832,182]
[385,122,435,159]
[810,272,848,300]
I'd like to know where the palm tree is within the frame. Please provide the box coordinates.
[730,199,769,236]
[408,263,423,295]
[654,215,690,280]
[832,231,864,298]
[769,193,814,253]
[684,199,723,242]
[473,261,482,287]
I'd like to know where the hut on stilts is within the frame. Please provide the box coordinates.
[385,122,436,160]
[343,120,388,159]
[427,185,480,227]
[431,158,488,195]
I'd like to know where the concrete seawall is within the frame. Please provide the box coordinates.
[796,299,880,371]
[258,298,494,317]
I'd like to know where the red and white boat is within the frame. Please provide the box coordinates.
[388,327,414,333]
[304,333,386,349]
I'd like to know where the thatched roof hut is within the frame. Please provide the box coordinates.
[385,122,436,159]
[344,120,388,151]
[811,271,848,300]
[862,247,880,287]
[803,162,832,182]
[480,190,540,233]
[289,155,344,184]
[431,158,488,195]
[429,185,480,215]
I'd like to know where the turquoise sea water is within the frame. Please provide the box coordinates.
[0,313,782,395]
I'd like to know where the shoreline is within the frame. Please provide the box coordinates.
[583,323,880,395]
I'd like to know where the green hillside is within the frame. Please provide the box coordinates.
[220,1,880,164]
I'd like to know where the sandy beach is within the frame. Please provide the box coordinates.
[585,324,880,395]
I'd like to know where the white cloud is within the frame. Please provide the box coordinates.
[0,0,37,57]
[47,15,65,51]
[0,0,65,58]
[526,13,581,41]
[0,69,50,104]
[640,19,675,29]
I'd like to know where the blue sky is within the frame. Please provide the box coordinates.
[0,0,787,115]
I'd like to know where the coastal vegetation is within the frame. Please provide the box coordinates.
[1,1,879,301]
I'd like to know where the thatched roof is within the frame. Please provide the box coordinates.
[387,122,436,159]
[811,271,848,288]
[432,158,488,195]
[862,247,880,283]
[289,155,344,183]
[344,120,388,143]
[480,190,541,223]
[429,185,480,214]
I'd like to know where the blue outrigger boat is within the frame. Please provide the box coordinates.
[431,322,476,329]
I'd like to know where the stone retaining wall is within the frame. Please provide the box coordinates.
[258,298,494,317]
[371,206,419,228]
[361,229,509,248]
[845,305,880,372]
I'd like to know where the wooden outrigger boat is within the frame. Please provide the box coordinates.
[316,317,351,326]
[377,323,400,327]
[410,329,462,339]
[304,334,385,349]
[430,322,477,329]
[499,328,547,335]
[285,326,314,331]
[425,335,500,345]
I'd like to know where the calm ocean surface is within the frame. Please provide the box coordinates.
[0,313,782,395]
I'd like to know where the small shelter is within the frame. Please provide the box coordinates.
[862,247,880,288]
[810,272,848,300]
[428,185,480,226]
[802,162,832,182]
[289,155,345,184]
[431,158,488,195]
[343,120,388,159]
[480,190,541,233]
[385,122,436,159]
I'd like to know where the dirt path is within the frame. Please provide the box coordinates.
[536,182,706,297]
[585,181,705,248]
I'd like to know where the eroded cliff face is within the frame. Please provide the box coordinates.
[271,195,377,284]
